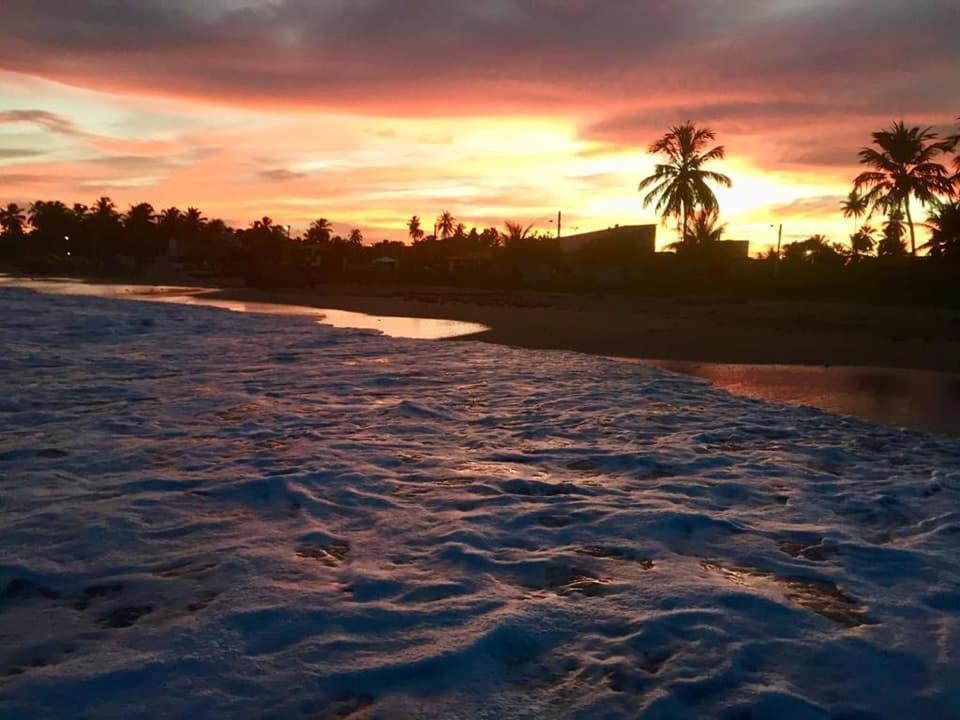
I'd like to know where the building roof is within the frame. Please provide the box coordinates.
[558,224,657,254]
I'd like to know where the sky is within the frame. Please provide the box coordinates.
[0,0,958,252]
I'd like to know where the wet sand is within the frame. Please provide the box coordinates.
[208,284,960,372]
[204,285,960,435]
[5,274,960,434]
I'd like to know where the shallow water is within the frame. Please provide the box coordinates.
[4,274,959,435]
[641,360,960,437]
[0,275,489,340]
[1,288,959,718]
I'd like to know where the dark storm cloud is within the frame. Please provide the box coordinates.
[0,0,955,118]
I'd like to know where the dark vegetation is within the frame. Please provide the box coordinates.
[2,119,959,305]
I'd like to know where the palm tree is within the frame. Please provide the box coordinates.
[124,202,156,226]
[347,228,363,245]
[407,215,424,243]
[92,196,118,220]
[877,208,908,257]
[854,121,955,255]
[181,207,205,235]
[158,207,181,231]
[638,121,732,242]
[87,196,122,261]
[841,189,869,234]
[0,202,27,237]
[949,117,960,179]
[306,218,333,244]
[500,221,534,244]
[849,224,876,258]
[682,208,725,245]
[124,203,159,263]
[923,202,960,259]
[436,211,456,239]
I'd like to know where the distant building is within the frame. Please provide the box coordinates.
[558,225,657,257]
[714,240,750,260]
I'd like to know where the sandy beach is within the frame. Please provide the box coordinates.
[207,284,960,373]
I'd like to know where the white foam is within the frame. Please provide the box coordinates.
[1,288,959,719]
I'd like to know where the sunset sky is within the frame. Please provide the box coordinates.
[1,1,957,252]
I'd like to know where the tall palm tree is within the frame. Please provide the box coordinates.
[407,215,424,243]
[638,121,732,242]
[436,211,456,239]
[841,189,869,234]
[854,121,955,255]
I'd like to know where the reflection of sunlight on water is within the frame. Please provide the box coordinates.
[637,359,960,436]
[0,275,488,341]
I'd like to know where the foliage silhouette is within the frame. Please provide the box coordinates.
[638,122,732,243]
[854,121,955,255]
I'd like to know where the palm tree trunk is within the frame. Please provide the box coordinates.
[681,202,688,246]
[904,199,916,256]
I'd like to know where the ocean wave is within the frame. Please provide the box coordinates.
[1,288,959,719]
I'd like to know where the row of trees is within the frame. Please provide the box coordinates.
[1,118,959,290]
[636,118,960,261]
[0,195,575,286]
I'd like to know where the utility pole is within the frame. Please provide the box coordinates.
[776,223,783,259]
[557,210,562,239]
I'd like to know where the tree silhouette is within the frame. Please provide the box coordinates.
[306,218,333,244]
[159,207,181,233]
[854,121,955,255]
[347,228,363,245]
[407,215,424,243]
[638,122,732,242]
[89,197,123,261]
[849,224,876,258]
[28,200,72,255]
[782,234,845,265]
[436,211,456,239]
[0,203,27,245]
[841,189,869,234]
[877,208,908,257]
[950,117,960,177]
[500,221,534,244]
[682,208,725,246]
[124,203,160,264]
[924,202,960,259]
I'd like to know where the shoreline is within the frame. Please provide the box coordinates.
[4,273,960,433]
[201,283,960,373]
